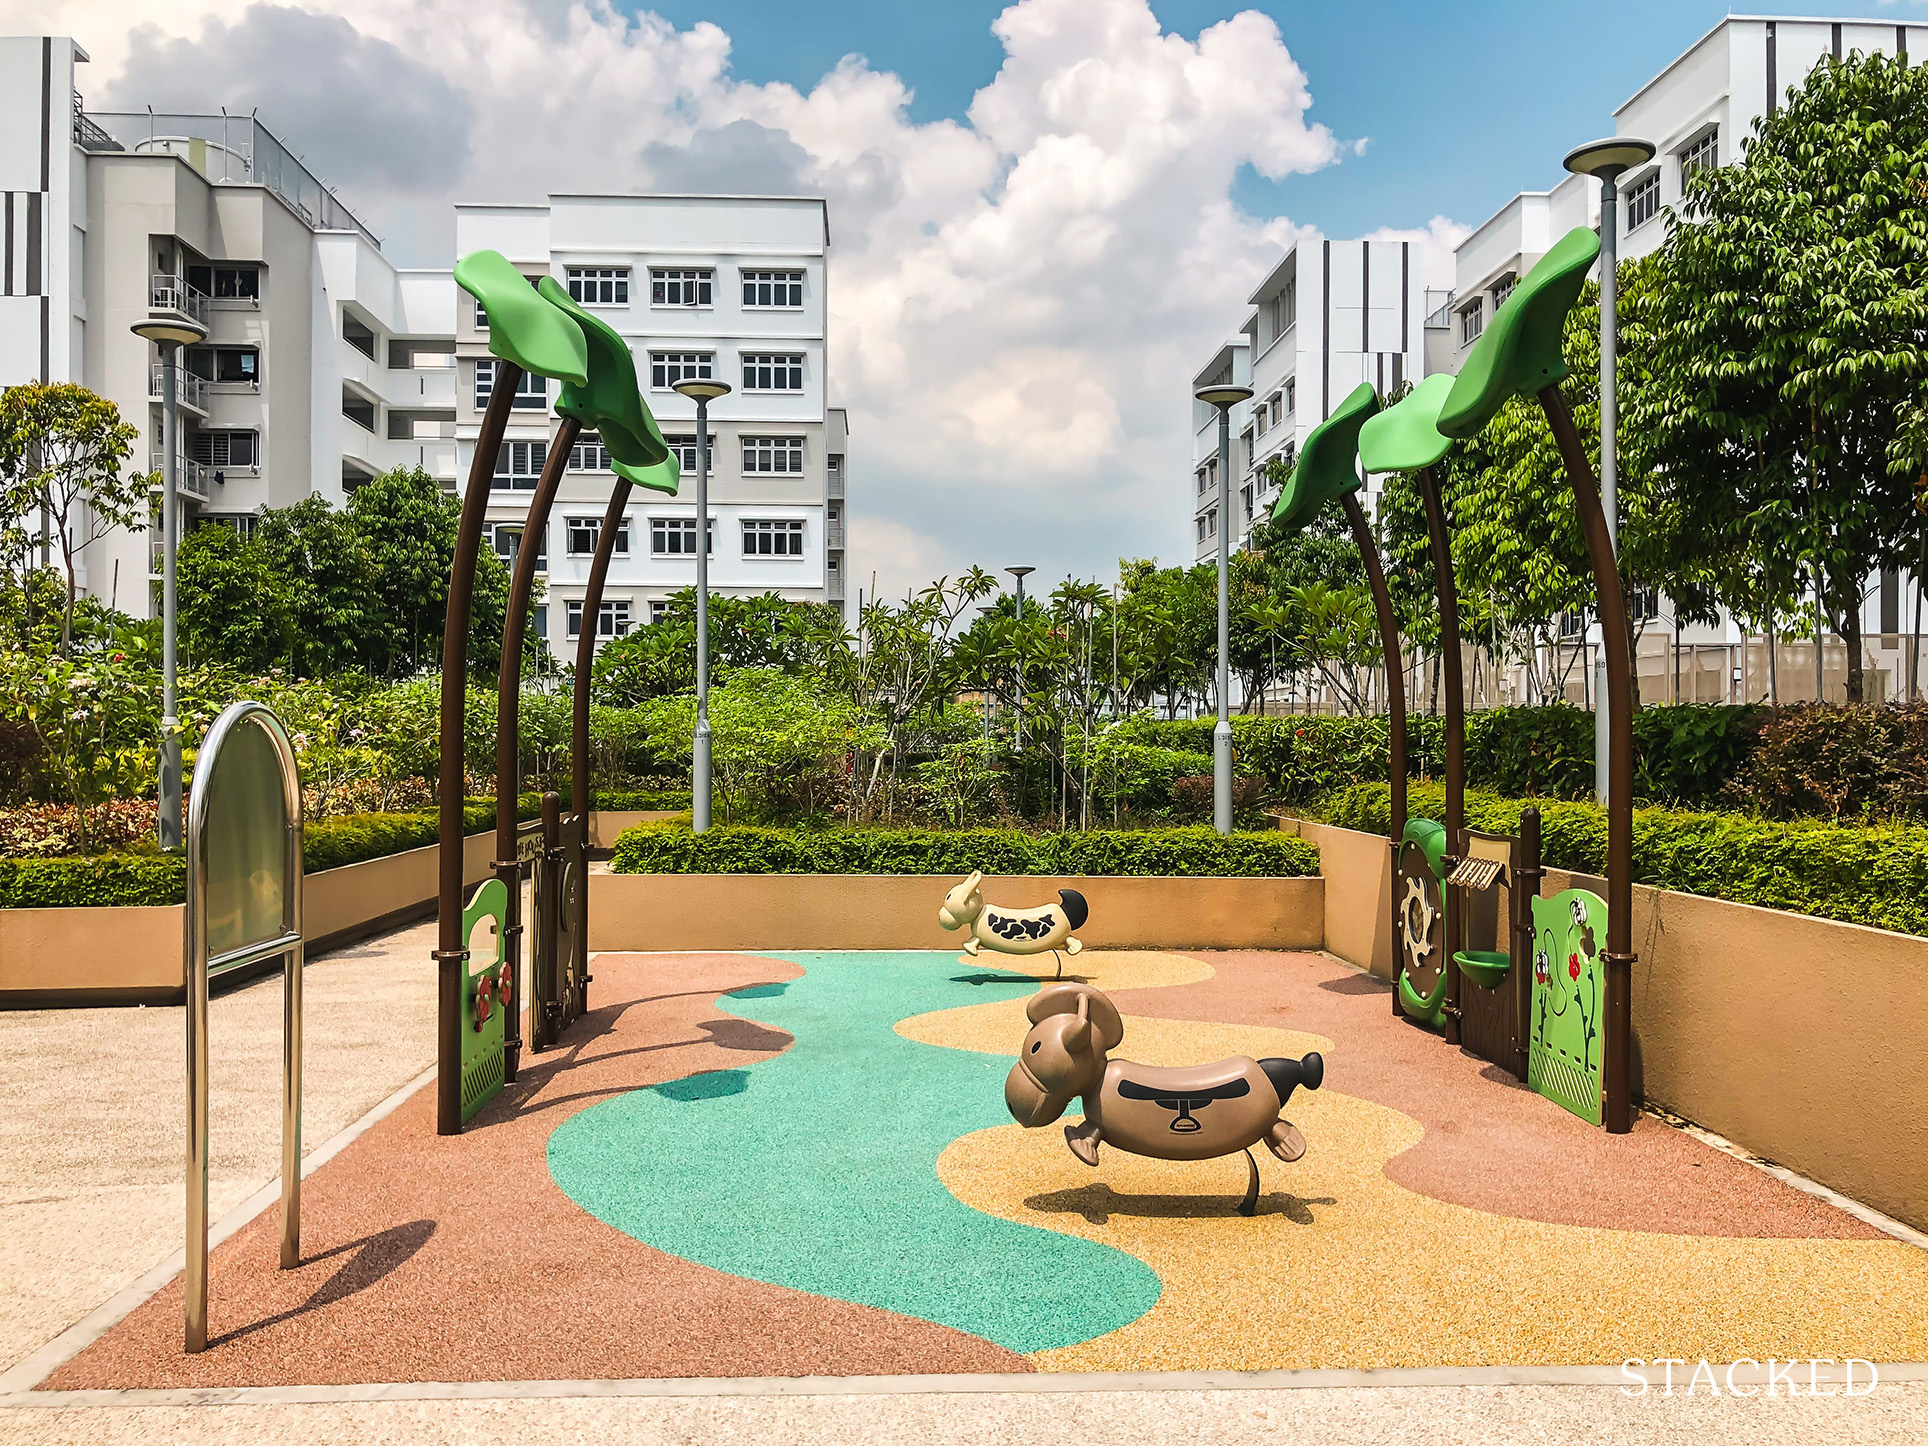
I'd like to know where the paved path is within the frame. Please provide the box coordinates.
[0,920,440,1376]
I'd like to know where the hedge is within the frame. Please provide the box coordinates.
[1320,781,1928,938]
[610,823,1320,878]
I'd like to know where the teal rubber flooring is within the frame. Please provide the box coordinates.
[545,951,1161,1353]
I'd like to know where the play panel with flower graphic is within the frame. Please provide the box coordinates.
[1529,887,1606,1125]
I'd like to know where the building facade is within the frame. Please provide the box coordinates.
[1190,232,1429,562]
[0,36,455,614]
[452,194,846,658]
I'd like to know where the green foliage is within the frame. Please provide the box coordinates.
[591,589,846,704]
[177,525,291,672]
[1322,780,1928,938]
[255,495,385,676]
[611,822,1320,878]
[1727,703,1928,821]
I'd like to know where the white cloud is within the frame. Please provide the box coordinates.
[16,0,1469,601]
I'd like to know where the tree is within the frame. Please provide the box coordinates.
[345,465,511,676]
[0,383,151,652]
[176,524,290,671]
[1646,50,1928,702]
[592,590,846,704]
[255,495,383,676]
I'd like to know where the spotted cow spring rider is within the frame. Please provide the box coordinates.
[937,870,1087,979]
[1004,984,1323,1216]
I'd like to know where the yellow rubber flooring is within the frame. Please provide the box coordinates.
[900,952,1928,1372]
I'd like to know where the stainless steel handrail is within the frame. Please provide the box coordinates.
[184,700,305,1353]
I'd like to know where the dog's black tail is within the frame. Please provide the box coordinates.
[1260,1052,1323,1107]
[1057,888,1089,929]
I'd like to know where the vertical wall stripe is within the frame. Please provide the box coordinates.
[1832,23,1842,62]
[1767,21,1779,115]
[1360,240,1371,353]
[1401,242,1410,354]
[39,38,51,193]
[25,192,41,296]
[1899,26,1909,64]
[4,193,13,296]
[40,296,49,383]
[1321,240,1331,419]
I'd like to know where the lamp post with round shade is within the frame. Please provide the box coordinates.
[131,313,209,851]
[1194,382,1254,834]
[1005,566,1034,752]
[672,375,731,832]
[1563,136,1655,806]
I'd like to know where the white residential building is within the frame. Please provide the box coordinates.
[1190,233,1429,561]
[0,35,455,614]
[452,194,847,656]
[1444,14,1928,704]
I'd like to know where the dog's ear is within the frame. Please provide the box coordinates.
[964,869,983,893]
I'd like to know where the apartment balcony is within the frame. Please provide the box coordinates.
[151,452,214,504]
[150,363,208,415]
[826,521,846,549]
[827,468,845,500]
[826,565,846,602]
[149,273,210,329]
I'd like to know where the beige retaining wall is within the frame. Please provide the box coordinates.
[1297,816,1928,1233]
[589,873,1325,953]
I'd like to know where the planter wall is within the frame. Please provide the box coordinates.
[1300,816,1928,1233]
[589,873,1325,953]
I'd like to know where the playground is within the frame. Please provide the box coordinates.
[25,942,1925,1391]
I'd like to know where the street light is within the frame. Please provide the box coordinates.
[1565,135,1654,806]
[976,603,997,760]
[1005,566,1034,752]
[132,313,209,851]
[672,375,732,832]
[1194,381,1254,834]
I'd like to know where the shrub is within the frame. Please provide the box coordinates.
[1321,781,1928,937]
[610,823,1320,878]
[1726,703,1928,821]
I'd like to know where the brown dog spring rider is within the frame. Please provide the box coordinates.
[1004,983,1323,1216]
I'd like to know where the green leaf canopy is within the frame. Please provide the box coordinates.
[1358,373,1455,475]
[1270,382,1380,532]
[535,277,672,471]
[452,250,588,386]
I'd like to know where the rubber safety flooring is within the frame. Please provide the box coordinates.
[42,949,1928,1387]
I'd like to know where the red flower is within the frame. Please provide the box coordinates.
[1568,953,1581,981]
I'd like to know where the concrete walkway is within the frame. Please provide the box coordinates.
[0,921,440,1376]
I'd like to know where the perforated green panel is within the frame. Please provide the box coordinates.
[460,877,510,1124]
[1528,887,1606,1126]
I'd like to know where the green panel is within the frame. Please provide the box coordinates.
[614,453,680,496]
[460,877,510,1124]
[452,249,588,387]
[535,277,671,469]
[1395,832,1450,1025]
[1270,382,1378,531]
[1357,373,1455,475]
[1437,225,1599,441]
[203,716,288,964]
[1528,887,1607,1126]
[1401,816,1447,880]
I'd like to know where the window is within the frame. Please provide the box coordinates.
[476,359,548,410]
[741,352,804,392]
[1280,441,1297,474]
[1239,428,1254,469]
[492,522,546,572]
[566,516,629,557]
[650,351,713,389]
[1271,280,1297,337]
[1269,394,1282,429]
[650,268,713,306]
[1206,508,1218,538]
[475,297,489,329]
[1626,171,1660,231]
[742,269,804,308]
[741,434,804,474]
[200,513,259,541]
[187,263,260,301]
[494,440,548,489]
[566,599,633,638]
[664,434,716,473]
[1196,467,1209,496]
[571,431,610,472]
[1680,128,1718,181]
[649,599,670,625]
[1460,299,1484,344]
[1491,274,1516,311]
[651,516,713,556]
[567,267,629,305]
[188,429,257,470]
[1240,483,1253,522]
[743,518,804,557]
[189,347,258,386]
[341,391,376,433]
[342,314,377,359]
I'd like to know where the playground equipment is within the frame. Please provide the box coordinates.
[1005,983,1323,1216]
[1268,380,1407,1020]
[436,250,677,1132]
[938,871,1087,978]
[183,700,305,1353]
[1529,881,1610,1125]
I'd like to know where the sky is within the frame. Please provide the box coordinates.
[11,0,1927,605]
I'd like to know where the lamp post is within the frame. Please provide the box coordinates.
[1195,382,1254,834]
[1006,566,1034,752]
[672,376,732,832]
[132,314,209,851]
[1564,136,1654,806]
[977,603,997,761]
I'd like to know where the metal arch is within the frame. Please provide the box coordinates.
[184,699,305,1354]
[1416,464,1467,1043]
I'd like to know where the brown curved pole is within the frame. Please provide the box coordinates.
[1338,490,1407,1013]
[437,360,524,1136]
[1416,464,1465,1046]
[570,476,634,1016]
[1538,385,1634,1134]
[496,416,580,1064]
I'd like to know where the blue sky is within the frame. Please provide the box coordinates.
[628,1,1897,237]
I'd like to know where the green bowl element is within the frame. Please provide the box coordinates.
[1454,949,1512,990]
